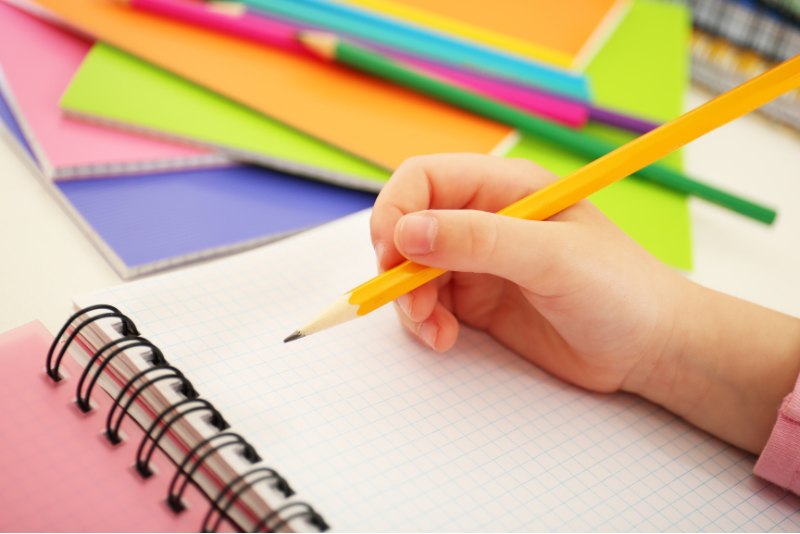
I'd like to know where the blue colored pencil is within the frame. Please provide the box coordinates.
[235,0,592,100]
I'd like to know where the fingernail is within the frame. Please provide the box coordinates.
[400,214,437,255]
[374,240,386,273]
[419,320,439,349]
[396,293,413,317]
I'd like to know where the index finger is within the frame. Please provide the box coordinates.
[370,153,560,272]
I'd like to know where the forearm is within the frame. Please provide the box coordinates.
[627,279,800,454]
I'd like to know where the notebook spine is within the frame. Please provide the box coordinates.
[47,306,329,533]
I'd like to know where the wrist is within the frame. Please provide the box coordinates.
[625,279,800,454]
[621,274,711,419]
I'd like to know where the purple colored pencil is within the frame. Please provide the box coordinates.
[587,105,660,133]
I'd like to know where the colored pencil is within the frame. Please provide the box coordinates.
[298,32,776,224]
[390,50,659,133]
[389,57,659,132]
[118,0,307,54]
[587,105,659,134]
[237,0,591,100]
[285,52,800,343]
[383,53,588,128]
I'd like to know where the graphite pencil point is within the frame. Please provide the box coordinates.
[284,331,304,343]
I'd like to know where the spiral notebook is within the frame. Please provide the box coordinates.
[65,210,800,531]
[0,320,213,531]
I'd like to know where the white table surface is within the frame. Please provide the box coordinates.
[1,88,799,336]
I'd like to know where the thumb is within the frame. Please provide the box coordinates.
[394,209,583,289]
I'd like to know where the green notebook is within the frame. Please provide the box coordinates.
[61,44,392,191]
[60,0,692,269]
[506,0,692,269]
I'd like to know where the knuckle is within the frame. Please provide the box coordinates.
[508,157,542,173]
[395,155,429,175]
[466,211,499,267]
[507,158,545,181]
[508,158,558,189]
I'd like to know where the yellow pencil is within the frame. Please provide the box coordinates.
[285,53,800,343]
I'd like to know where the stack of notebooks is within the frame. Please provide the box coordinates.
[0,0,380,279]
[7,0,788,531]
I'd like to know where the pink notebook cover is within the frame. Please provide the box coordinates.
[0,2,230,181]
[0,320,213,532]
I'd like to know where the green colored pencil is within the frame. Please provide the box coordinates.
[298,32,776,225]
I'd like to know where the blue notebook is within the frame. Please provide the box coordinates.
[0,89,376,278]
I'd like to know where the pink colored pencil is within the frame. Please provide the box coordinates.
[386,53,589,128]
[121,0,308,54]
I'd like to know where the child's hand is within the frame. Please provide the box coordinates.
[371,153,800,454]
[371,153,684,394]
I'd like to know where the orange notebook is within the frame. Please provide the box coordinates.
[16,0,512,171]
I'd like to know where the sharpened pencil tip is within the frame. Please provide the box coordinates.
[284,331,304,343]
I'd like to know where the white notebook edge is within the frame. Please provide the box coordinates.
[60,109,387,194]
[571,0,634,71]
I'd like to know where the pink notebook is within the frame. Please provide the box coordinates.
[0,321,213,531]
[0,2,230,181]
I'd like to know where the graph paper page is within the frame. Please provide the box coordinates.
[75,210,800,531]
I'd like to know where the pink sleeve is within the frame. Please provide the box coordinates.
[754,372,800,492]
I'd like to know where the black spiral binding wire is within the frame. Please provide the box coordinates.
[49,306,329,533]
[47,304,139,381]
[254,503,330,533]
[76,337,165,412]
[203,468,295,533]
[106,365,197,445]
[167,432,261,512]
[136,398,229,478]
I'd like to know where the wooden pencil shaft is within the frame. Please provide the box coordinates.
[336,41,777,224]
[347,54,800,318]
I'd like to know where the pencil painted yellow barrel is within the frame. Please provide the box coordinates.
[347,54,800,318]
